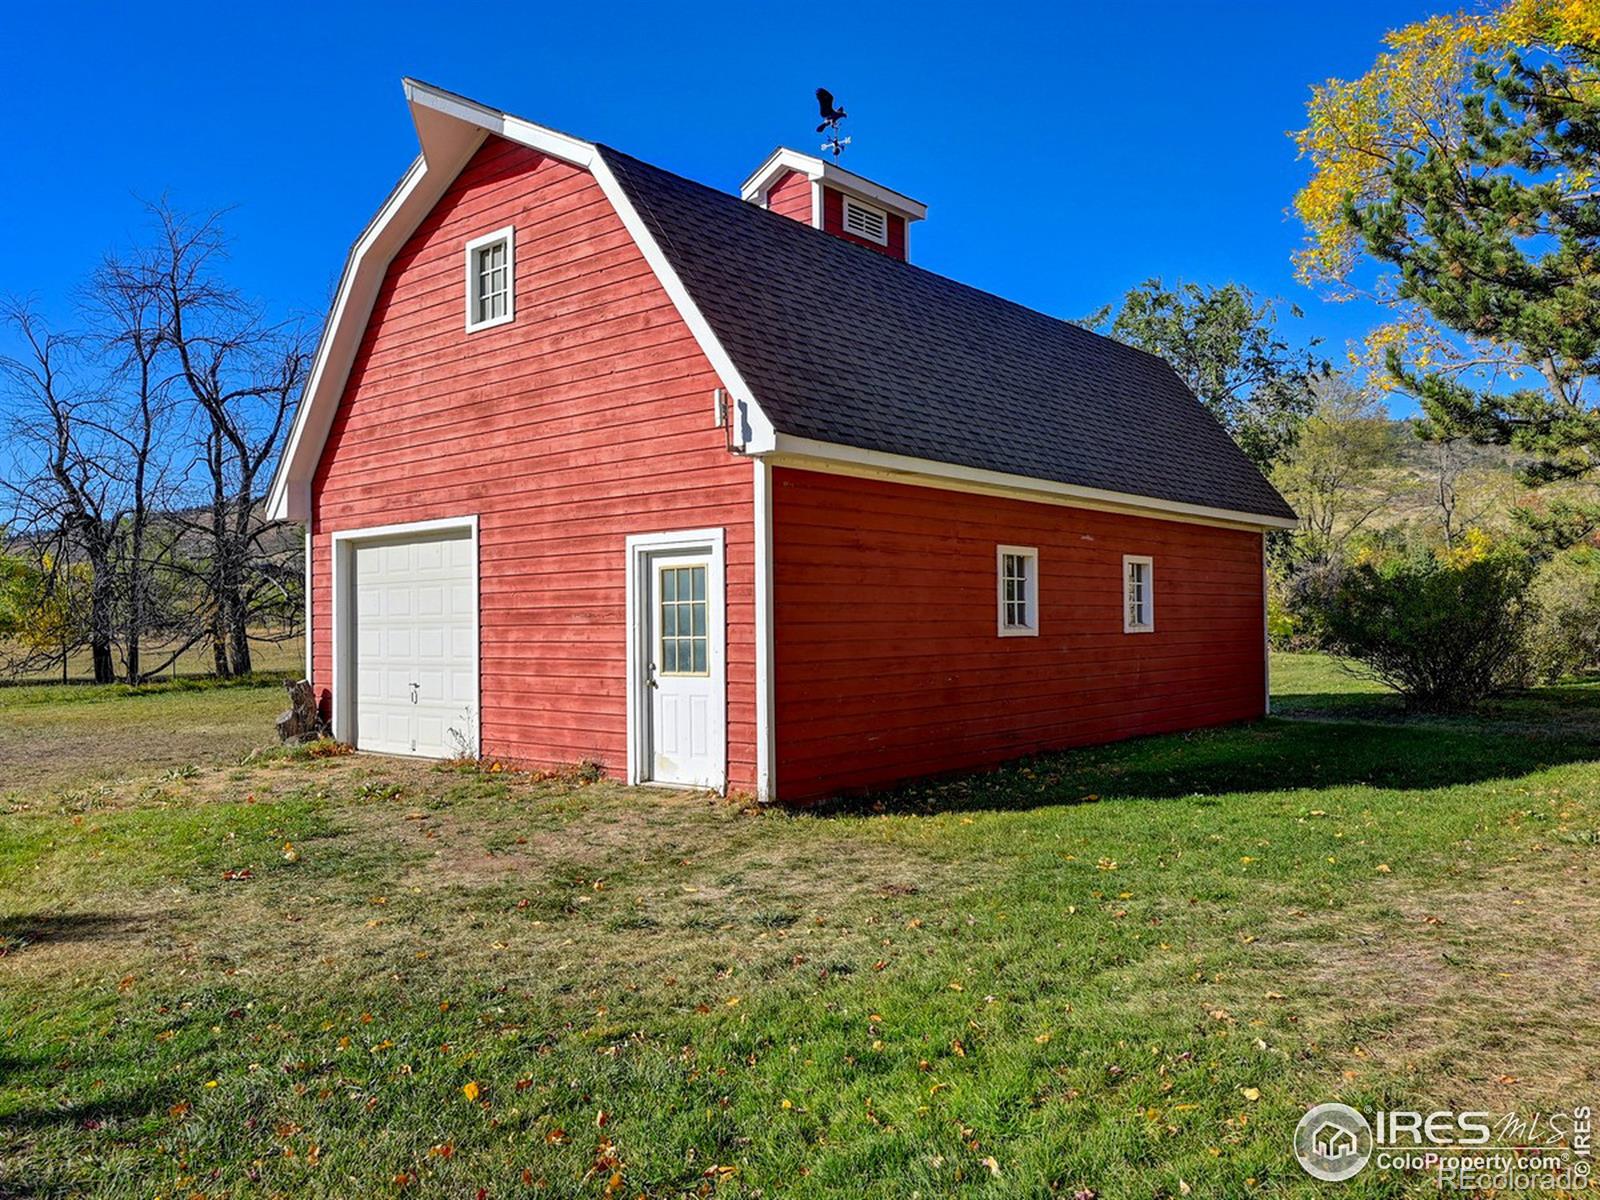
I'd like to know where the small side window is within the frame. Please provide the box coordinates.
[997,545,1039,637]
[465,226,515,332]
[1124,555,1154,632]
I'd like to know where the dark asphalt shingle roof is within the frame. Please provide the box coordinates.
[600,147,1296,523]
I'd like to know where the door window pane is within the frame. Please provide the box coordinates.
[658,564,709,676]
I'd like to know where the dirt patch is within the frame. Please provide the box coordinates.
[0,687,288,796]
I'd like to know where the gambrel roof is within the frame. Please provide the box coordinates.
[268,81,1295,530]
[602,147,1296,524]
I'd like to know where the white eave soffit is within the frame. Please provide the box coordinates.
[404,78,596,170]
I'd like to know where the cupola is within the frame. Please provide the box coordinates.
[740,148,926,262]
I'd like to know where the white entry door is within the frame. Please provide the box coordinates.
[350,529,476,757]
[628,530,725,789]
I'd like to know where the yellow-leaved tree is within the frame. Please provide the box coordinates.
[1291,0,1600,551]
[1294,0,1598,292]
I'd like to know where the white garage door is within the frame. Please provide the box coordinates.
[352,529,476,757]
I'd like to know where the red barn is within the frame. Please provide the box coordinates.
[267,81,1297,805]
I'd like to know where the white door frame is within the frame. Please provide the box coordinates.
[625,527,726,790]
[329,514,481,756]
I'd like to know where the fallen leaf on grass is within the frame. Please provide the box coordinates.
[1242,1087,1261,1102]
[980,1156,1001,1177]
[461,1080,480,1101]
[221,868,253,882]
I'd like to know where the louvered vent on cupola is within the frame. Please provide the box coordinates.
[740,148,927,263]
[842,197,888,246]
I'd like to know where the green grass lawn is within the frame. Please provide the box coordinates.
[3,658,1598,1197]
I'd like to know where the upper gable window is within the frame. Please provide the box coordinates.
[1124,555,1154,633]
[997,545,1039,637]
[842,196,889,246]
[465,226,515,332]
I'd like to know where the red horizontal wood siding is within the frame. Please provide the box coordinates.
[821,187,907,260]
[764,169,814,223]
[771,468,1266,801]
[309,136,755,786]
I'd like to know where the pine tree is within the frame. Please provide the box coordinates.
[1344,34,1600,548]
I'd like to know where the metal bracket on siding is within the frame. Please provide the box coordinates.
[714,387,747,454]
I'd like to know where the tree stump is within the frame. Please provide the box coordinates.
[276,679,328,744]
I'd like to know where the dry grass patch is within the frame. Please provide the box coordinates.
[1278,850,1600,1110]
[0,678,292,795]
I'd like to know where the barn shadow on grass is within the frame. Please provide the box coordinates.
[1273,672,1600,731]
[0,911,150,957]
[823,718,1600,816]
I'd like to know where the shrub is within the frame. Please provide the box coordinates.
[1266,592,1297,649]
[1524,549,1600,684]
[1293,535,1535,711]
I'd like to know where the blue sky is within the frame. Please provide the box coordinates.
[1,0,1441,409]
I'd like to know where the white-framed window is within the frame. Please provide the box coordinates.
[996,545,1039,637]
[842,196,889,245]
[1123,555,1154,633]
[464,225,515,332]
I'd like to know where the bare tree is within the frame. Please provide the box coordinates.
[1407,432,1522,550]
[88,252,181,682]
[143,205,309,677]
[1,303,122,681]
[1,291,183,684]
[2,206,307,684]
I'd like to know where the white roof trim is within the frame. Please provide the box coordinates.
[739,147,927,222]
[266,152,449,522]
[763,435,1300,532]
[266,79,772,521]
